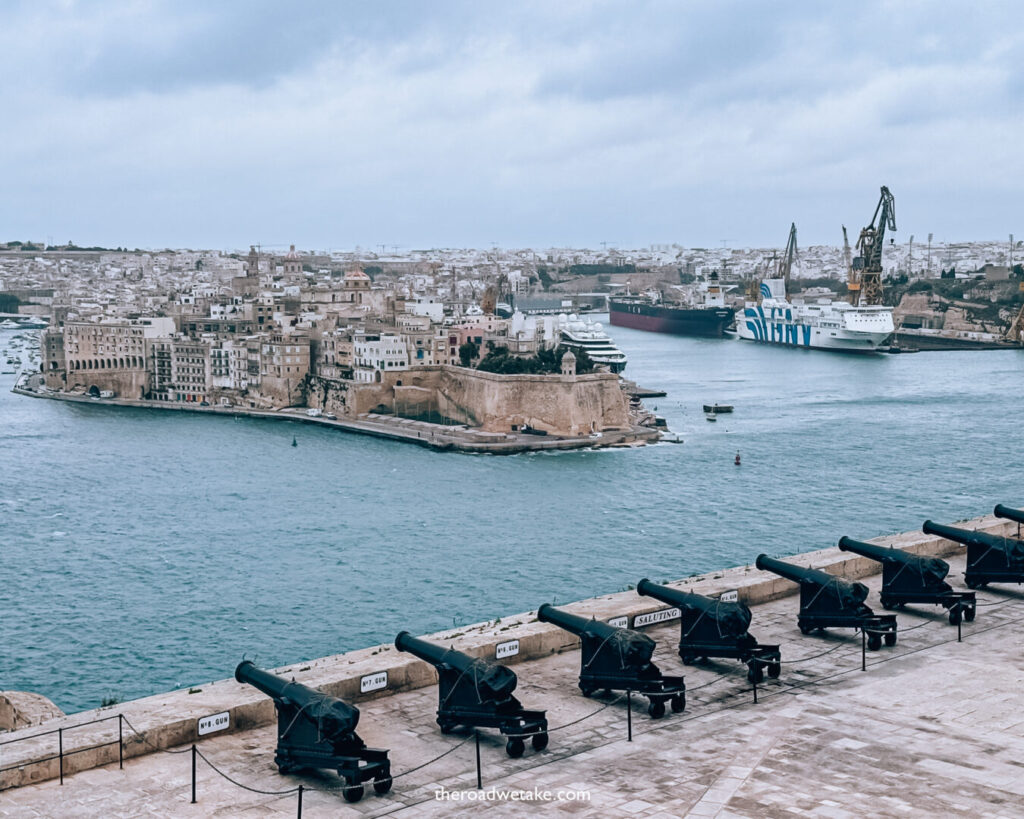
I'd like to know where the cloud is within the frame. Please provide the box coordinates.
[0,0,1020,247]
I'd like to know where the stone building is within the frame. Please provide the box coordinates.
[353,332,409,383]
[148,336,210,403]
[45,316,175,397]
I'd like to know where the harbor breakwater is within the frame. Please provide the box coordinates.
[1,512,1013,790]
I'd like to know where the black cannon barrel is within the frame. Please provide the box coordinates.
[755,554,867,597]
[637,579,752,638]
[538,603,656,665]
[537,603,619,640]
[994,504,1024,525]
[839,536,911,564]
[924,520,1002,548]
[235,660,360,734]
[395,631,518,700]
[840,536,951,586]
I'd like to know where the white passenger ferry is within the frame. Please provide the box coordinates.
[737,279,894,352]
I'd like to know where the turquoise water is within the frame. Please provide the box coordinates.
[2,324,1022,713]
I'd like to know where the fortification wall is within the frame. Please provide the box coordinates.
[347,366,629,435]
[60,369,149,399]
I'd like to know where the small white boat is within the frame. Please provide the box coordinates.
[705,413,718,422]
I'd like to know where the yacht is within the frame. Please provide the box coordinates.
[556,314,628,373]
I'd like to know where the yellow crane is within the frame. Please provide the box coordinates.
[853,186,896,306]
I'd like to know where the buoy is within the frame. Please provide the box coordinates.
[734,451,741,466]
[292,437,298,447]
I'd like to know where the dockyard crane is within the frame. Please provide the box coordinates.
[842,226,859,304]
[776,223,798,292]
[853,186,896,305]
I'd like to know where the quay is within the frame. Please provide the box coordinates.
[2,513,1023,816]
[10,384,661,454]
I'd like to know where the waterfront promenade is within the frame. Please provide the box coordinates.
[11,382,660,454]
[3,516,1023,816]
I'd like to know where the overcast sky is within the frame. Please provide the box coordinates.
[1,1,1020,251]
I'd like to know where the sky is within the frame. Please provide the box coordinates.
[1,0,1021,251]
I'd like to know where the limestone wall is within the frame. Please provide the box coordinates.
[0,692,64,733]
[56,368,149,399]
[348,365,630,436]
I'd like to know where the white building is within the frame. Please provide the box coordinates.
[353,332,409,383]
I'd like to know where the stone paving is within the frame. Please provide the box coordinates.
[4,553,1024,817]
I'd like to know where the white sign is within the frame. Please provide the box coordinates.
[633,607,682,628]
[607,616,629,629]
[720,590,739,603]
[360,671,388,693]
[496,640,520,659]
[198,711,230,736]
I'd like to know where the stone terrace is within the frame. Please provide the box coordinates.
[3,522,1024,816]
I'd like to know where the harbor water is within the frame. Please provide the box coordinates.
[2,323,1022,713]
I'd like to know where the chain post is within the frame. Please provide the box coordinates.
[475,730,482,790]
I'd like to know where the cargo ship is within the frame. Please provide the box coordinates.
[608,272,735,337]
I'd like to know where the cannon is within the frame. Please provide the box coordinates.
[994,504,1024,534]
[234,661,390,803]
[755,555,898,649]
[923,520,1024,589]
[537,603,685,718]
[636,579,781,683]
[838,536,976,624]
[394,631,547,757]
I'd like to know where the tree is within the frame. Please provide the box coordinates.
[459,340,479,367]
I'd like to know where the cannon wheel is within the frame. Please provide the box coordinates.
[884,631,897,647]
[670,693,685,713]
[867,633,882,651]
[767,662,781,679]
[342,778,365,803]
[532,731,549,751]
[648,699,666,719]
[964,605,976,622]
[506,737,525,758]
[373,775,393,795]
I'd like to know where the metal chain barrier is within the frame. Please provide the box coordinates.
[120,715,192,754]
[194,748,301,796]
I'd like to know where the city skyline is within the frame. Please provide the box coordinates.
[2,1,1021,249]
